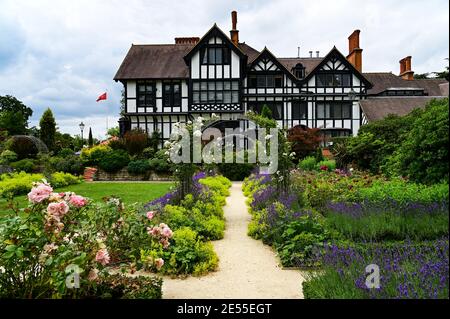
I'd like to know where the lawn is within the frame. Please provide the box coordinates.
[0,181,174,216]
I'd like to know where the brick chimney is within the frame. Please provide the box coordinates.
[230,11,239,45]
[346,30,363,72]
[175,37,200,45]
[399,56,414,80]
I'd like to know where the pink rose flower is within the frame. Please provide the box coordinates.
[162,226,173,239]
[27,183,53,203]
[69,195,87,207]
[47,201,69,218]
[146,211,155,220]
[88,268,99,281]
[155,258,164,270]
[95,248,110,266]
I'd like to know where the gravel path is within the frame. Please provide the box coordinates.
[162,182,305,299]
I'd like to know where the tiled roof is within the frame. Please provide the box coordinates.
[363,72,448,96]
[278,57,323,77]
[114,44,194,80]
[359,96,447,121]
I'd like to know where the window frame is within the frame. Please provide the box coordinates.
[291,101,308,120]
[200,46,231,65]
[136,81,156,111]
[191,80,240,105]
[162,81,181,108]
[316,101,352,120]
[316,72,353,87]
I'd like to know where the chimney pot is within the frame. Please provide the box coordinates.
[175,37,200,45]
[230,11,239,45]
[309,51,313,58]
[399,56,414,80]
[316,51,320,57]
[346,29,363,72]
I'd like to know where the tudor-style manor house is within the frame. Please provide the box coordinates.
[114,11,448,144]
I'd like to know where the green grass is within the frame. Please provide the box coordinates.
[0,182,174,216]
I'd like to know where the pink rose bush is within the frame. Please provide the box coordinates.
[95,248,111,266]
[146,211,155,220]
[27,182,53,203]
[147,223,173,249]
[69,195,88,207]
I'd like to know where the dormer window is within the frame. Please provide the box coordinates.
[293,63,305,79]
[201,46,231,65]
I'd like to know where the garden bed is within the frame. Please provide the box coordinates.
[243,169,449,299]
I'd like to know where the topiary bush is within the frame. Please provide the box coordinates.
[127,159,151,175]
[98,150,130,173]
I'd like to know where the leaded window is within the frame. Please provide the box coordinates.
[316,102,352,119]
[192,80,239,104]
[292,101,308,120]
[137,81,156,109]
[316,73,351,87]
[163,82,181,107]
[201,47,231,65]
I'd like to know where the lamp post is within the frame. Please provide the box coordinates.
[79,122,85,145]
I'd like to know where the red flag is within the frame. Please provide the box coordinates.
[96,92,107,102]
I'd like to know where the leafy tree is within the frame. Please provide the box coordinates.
[0,95,33,136]
[39,108,57,151]
[107,126,120,138]
[54,132,75,151]
[434,59,449,80]
[88,127,93,147]
[287,126,322,162]
[392,98,449,184]
[414,73,431,79]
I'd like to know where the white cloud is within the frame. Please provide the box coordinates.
[0,0,448,138]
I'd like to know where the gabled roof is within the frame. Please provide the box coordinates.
[248,47,299,82]
[278,57,323,77]
[238,42,260,64]
[183,24,247,63]
[363,72,448,95]
[114,44,193,80]
[302,46,373,88]
[359,97,446,121]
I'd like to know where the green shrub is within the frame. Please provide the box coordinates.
[10,159,35,173]
[163,227,218,276]
[49,172,81,188]
[127,159,151,175]
[80,144,111,166]
[148,150,171,173]
[108,138,126,151]
[58,148,74,158]
[298,156,316,171]
[199,175,232,196]
[0,150,17,164]
[51,155,84,175]
[98,150,130,173]
[316,160,336,171]
[142,147,156,159]
[0,171,44,197]
[353,179,449,205]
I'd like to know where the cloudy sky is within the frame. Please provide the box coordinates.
[0,0,448,139]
